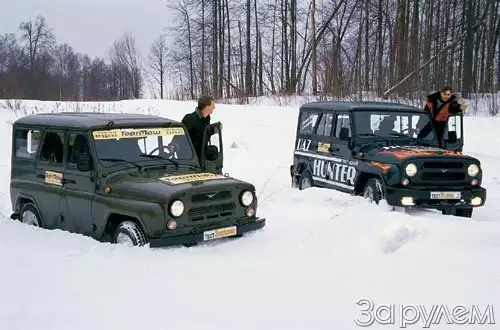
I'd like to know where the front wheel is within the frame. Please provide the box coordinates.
[363,178,385,204]
[113,220,149,247]
[362,178,395,211]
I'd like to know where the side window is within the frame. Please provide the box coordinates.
[299,111,319,134]
[14,128,40,159]
[316,113,334,137]
[67,133,90,165]
[335,114,351,139]
[39,130,64,164]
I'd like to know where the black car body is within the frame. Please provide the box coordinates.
[290,101,486,218]
[10,112,265,247]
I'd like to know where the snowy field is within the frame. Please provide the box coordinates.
[0,98,499,330]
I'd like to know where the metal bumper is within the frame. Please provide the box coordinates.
[385,186,487,210]
[148,217,266,248]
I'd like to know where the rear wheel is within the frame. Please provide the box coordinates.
[298,170,313,190]
[20,203,42,227]
[113,220,148,247]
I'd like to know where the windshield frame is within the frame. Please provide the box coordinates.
[89,125,200,172]
[351,109,440,147]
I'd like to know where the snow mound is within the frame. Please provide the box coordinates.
[379,222,419,254]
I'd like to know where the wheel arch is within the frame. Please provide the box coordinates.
[102,211,149,241]
[294,160,312,176]
[13,194,43,222]
[354,172,386,196]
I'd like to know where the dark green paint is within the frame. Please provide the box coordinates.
[10,113,265,246]
[291,101,487,216]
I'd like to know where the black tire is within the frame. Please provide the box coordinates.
[19,203,42,227]
[298,170,313,190]
[363,178,385,204]
[113,220,149,247]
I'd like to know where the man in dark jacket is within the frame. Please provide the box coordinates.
[181,95,215,158]
[417,86,467,147]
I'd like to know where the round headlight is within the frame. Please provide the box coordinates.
[405,163,417,177]
[169,200,184,217]
[240,190,254,206]
[468,164,479,177]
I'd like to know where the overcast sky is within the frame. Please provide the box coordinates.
[0,0,173,59]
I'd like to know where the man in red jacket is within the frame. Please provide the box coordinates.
[417,86,467,147]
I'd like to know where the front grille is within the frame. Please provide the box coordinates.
[188,203,235,222]
[420,172,466,180]
[411,159,469,186]
[191,190,232,203]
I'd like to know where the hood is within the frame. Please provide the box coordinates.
[101,171,251,203]
[363,145,474,163]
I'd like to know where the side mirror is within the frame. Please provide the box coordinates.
[205,145,219,161]
[339,127,350,141]
[446,131,457,143]
[76,152,91,172]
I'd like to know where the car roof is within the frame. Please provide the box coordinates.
[299,101,424,113]
[12,112,181,129]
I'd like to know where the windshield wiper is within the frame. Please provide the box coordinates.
[139,153,179,169]
[357,133,391,144]
[386,133,437,147]
[100,158,143,170]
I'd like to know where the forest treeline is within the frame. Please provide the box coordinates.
[166,0,500,101]
[0,16,142,101]
[1,0,499,102]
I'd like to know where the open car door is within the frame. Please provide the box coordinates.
[200,122,223,174]
[443,113,464,152]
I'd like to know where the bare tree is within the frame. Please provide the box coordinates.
[148,35,168,99]
[108,33,142,98]
[18,15,55,98]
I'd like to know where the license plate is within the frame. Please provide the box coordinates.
[203,226,237,241]
[430,191,461,199]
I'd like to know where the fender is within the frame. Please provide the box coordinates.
[102,208,149,236]
[294,160,312,176]
[354,161,395,195]
[12,194,43,222]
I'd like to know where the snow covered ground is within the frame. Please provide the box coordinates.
[0,98,499,330]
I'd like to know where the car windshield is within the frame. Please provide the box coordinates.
[353,110,438,145]
[91,126,195,166]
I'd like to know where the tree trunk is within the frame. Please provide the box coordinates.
[311,0,317,95]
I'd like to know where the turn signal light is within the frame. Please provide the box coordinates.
[167,220,177,230]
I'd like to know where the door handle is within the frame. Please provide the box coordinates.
[329,147,339,152]
[37,174,45,179]
[62,178,76,184]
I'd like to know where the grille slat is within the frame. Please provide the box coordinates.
[422,161,464,169]
[411,159,470,186]
[188,203,235,222]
